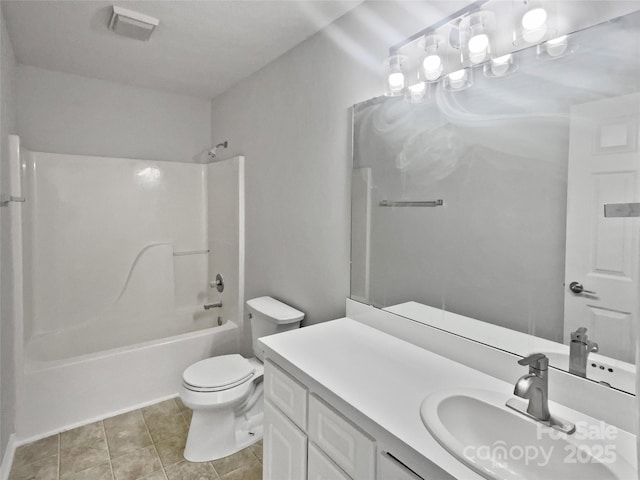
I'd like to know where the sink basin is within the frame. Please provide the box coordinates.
[540,351,636,392]
[420,389,636,480]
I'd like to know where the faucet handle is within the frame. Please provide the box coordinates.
[518,353,548,371]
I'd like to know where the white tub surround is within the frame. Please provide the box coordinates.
[7,144,247,443]
[259,317,637,479]
[22,150,210,360]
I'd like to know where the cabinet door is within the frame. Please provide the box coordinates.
[308,443,352,480]
[263,400,307,480]
[308,395,375,479]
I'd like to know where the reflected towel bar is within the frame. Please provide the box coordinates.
[173,249,210,256]
[379,200,443,207]
[0,194,25,206]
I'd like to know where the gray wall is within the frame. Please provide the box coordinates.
[16,65,211,163]
[0,5,17,463]
[209,1,471,341]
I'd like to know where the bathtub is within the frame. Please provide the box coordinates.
[18,319,238,441]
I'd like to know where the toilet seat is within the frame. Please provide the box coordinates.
[183,354,256,393]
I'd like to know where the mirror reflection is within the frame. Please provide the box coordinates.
[351,9,640,394]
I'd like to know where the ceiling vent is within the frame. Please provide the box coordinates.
[109,6,159,41]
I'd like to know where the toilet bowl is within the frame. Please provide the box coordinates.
[180,296,304,462]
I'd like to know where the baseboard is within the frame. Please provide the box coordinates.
[0,434,17,480]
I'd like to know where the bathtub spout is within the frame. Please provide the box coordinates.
[204,302,222,310]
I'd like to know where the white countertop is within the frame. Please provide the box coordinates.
[259,317,638,479]
[260,317,513,478]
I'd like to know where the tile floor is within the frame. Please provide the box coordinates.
[9,398,263,480]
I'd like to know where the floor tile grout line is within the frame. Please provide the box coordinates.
[140,407,167,478]
[57,433,61,480]
[100,419,116,480]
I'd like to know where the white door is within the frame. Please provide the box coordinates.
[564,93,640,364]
[263,400,308,480]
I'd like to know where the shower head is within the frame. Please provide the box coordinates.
[208,141,229,158]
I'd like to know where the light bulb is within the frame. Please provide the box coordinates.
[409,82,426,94]
[522,8,547,31]
[406,82,427,103]
[447,69,468,90]
[448,70,466,82]
[422,54,442,81]
[490,54,512,76]
[545,35,568,57]
[388,72,405,90]
[468,33,489,54]
[423,55,442,72]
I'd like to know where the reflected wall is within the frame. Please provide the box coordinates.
[352,11,640,358]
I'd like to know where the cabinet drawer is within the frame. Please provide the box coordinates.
[308,442,351,480]
[308,394,375,479]
[264,360,308,429]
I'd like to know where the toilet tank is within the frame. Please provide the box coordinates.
[246,296,304,360]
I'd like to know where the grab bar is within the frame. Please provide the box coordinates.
[379,200,443,207]
[0,194,25,207]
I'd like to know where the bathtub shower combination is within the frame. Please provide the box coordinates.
[9,135,245,440]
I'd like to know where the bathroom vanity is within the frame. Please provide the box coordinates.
[259,313,638,480]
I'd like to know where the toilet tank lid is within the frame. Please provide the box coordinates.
[246,296,304,324]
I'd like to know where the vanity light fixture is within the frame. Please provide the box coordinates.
[383,54,408,96]
[381,0,584,99]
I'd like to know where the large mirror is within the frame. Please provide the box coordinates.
[351,6,640,395]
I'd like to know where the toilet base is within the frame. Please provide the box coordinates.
[183,407,264,462]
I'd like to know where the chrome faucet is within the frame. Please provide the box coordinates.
[506,353,575,434]
[569,327,598,378]
[203,301,222,310]
[513,353,550,421]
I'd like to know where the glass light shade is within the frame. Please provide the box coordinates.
[419,35,444,82]
[462,11,493,65]
[522,8,547,30]
[522,7,548,43]
[383,54,408,96]
[421,54,443,81]
[468,33,489,54]
[405,82,428,103]
[388,72,404,89]
[545,35,568,57]
[445,68,473,91]
[483,53,517,78]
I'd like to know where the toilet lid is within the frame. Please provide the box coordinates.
[183,354,255,390]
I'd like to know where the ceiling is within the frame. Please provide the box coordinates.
[1,0,364,99]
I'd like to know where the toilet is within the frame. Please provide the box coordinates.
[180,296,304,462]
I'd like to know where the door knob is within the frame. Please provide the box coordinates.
[569,281,596,295]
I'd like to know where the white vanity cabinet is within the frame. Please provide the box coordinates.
[263,359,439,480]
[263,360,309,480]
